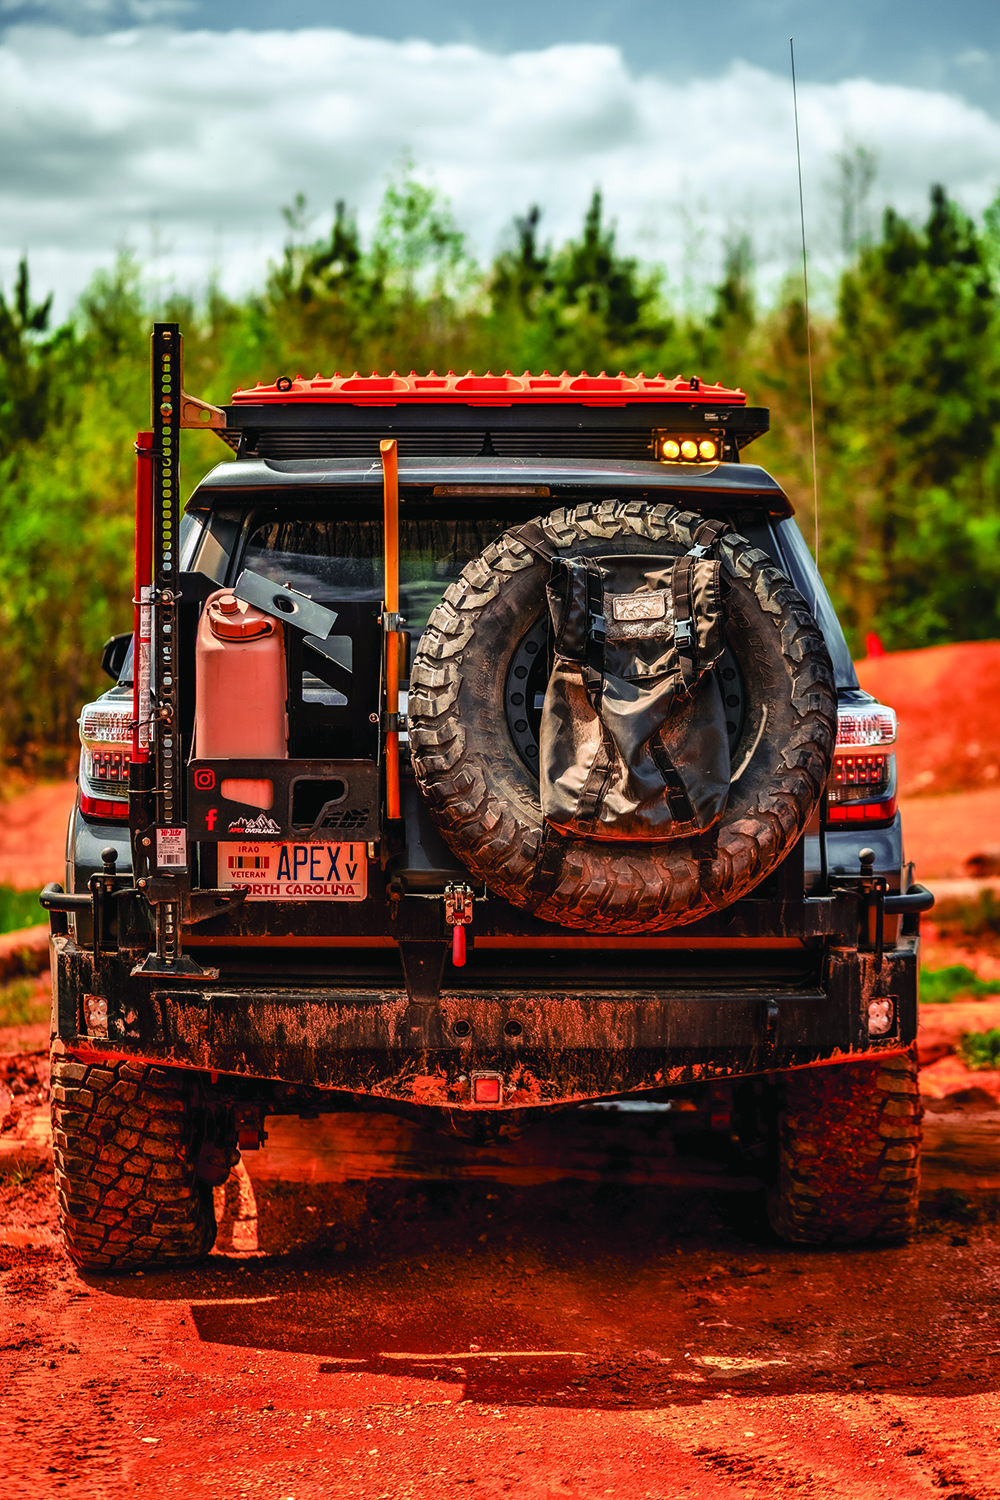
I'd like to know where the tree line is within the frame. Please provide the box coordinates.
[2,164,999,766]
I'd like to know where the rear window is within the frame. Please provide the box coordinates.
[242,513,515,639]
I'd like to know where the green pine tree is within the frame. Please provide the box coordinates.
[826,185,1000,648]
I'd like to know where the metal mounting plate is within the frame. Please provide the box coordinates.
[187,758,379,842]
[233,569,339,639]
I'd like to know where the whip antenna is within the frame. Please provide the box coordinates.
[790,37,820,594]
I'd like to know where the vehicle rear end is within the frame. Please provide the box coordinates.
[43,326,932,1268]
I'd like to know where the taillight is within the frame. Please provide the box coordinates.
[827,703,897,825]
[79,704,132,820]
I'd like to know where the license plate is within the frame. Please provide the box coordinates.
[217,841,367,901]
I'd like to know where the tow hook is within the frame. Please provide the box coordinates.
[444,883,474,967]
[858,847,887,968]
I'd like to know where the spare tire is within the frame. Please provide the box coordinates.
[408,500,836,932]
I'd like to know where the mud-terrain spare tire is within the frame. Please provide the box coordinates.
[408,500,836,932]
[50,1054,217,1270]
[769,1047,922,1244]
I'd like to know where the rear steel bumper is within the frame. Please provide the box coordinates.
[50,934,918,1108]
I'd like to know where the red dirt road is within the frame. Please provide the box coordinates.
[4,1168,1000,1500]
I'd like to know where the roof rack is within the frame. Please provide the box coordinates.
[218,370,768,462]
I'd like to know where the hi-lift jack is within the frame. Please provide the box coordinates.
[39,326,241,974]
[128,325,239,976]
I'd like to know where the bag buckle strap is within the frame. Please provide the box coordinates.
[686,517,732,560]
[674,618,693,648]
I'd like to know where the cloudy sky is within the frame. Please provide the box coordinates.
[2,0,1000,314]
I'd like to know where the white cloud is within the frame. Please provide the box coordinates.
[1,23,999,315]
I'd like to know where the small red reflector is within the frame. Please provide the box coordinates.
[473,1075,502,1105]
[80,794,128,820]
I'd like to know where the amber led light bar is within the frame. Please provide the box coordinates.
[654,431,722,464]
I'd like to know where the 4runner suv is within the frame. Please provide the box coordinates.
[42,323,933,1270]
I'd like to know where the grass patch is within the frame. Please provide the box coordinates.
[921,964,1000,1003]
[0,885,43,935]
[0,1161,44,1190]
[958,1028,1000,1071]
[933,889,1000,943]
[0,976,49,1030]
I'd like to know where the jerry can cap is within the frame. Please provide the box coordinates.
[207,594,275,641]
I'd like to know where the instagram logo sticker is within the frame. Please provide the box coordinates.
[194,769,215,791]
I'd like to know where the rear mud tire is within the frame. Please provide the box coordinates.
[768,1047,922,1245]
[50,1054,217,1271]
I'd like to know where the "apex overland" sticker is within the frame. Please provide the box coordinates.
[227,813,282,836]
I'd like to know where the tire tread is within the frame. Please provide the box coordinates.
[769,1046,922,1244]
[50,1054,215,1270]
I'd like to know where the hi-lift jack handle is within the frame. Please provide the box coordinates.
[445,883,474,967]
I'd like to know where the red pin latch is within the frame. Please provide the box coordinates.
[444,883,475,967]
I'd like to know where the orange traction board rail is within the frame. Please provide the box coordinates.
[231,371,747,407]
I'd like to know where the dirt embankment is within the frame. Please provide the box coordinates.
[856,642,1000,880]
[858,641,1000,801]
[0,778,75,890]
[5,644,1000,889]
